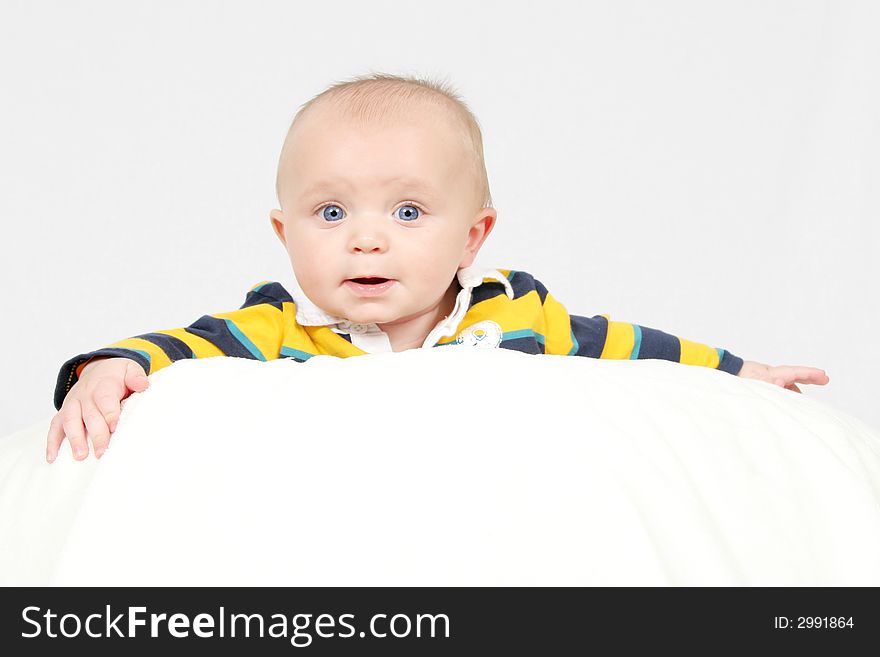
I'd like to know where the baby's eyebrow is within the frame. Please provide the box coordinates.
[299,176,439,200]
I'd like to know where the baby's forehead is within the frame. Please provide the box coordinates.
[289,112,473,183]
[278,95,483,207]
[299,96,467,142]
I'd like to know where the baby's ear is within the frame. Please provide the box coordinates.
[270,209,287,245]
[460,208,497,266]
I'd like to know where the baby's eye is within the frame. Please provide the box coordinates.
[395,204,421,222]
[321,204,345,222]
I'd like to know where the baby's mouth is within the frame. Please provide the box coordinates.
[343,277,397,296]
[348,277,391,285]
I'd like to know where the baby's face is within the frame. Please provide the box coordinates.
[271,105,494,328]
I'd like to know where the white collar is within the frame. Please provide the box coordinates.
[289,264,515,347]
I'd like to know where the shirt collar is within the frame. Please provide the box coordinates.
[289,264,515,340]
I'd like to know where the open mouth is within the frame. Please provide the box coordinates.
[344,277,396,296]
[348,277,390,285]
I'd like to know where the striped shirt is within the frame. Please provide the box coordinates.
[53,265,744,410]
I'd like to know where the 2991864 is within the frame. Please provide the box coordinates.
[773,617,854,629]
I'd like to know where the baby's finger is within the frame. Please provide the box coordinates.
[93,381,123,436]
[60,400,90,461]
[805,368,829,384]
[124,361,149,393]
[788,366,829,385]
[46,413,66,463]
[81,399,111,459]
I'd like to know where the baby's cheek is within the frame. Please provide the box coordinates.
[291,240,325,270]
[291,256,328,295]
[411,235,459,267]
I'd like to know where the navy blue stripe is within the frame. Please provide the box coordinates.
[506,270,539,301]
[635,325,681,362]
[132,332,196,360]
[569,314,609,358]
[534,279,549,305]
[718,350,744,375]
[183,315,264,359]
[498,336,542,355]
[468,270,546,309]
[241,282,292,311]
[468,281,507,308]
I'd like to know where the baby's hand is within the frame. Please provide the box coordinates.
[737,360,830,393]
[46,357,149,463]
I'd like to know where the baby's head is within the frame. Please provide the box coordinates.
[269,73,496,342]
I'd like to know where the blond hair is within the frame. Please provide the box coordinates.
[275,71,493,210]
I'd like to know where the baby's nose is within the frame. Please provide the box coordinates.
[348,232,388,253]
[347,215,389,253]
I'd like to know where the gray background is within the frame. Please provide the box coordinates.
[2,0,877,436]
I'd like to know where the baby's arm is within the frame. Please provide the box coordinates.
[515,271,742,374]
[52,281,289,410]
[539,292,828,391]
[558,310,744,374]
[47,281,289,462]
[583,314,829,391]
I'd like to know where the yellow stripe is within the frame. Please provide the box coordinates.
[269,300,365,358]
[306,325,367,357]
[210,304,285,360]
[600,319,635,359]
[458,289,544,333]
[679,338,721,368]
[157,328,225,359]
[541,293,574,355]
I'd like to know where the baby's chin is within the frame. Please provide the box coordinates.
[340,307,400,325]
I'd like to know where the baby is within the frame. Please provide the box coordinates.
[46,72,830,463]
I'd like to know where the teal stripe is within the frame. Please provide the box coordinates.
[506,270,516,281]
[224,319,266,361]
[280,346,315,361]
[715,348,725,367]
[503,328,545,345]
[130,348,152,367]
[568,328,579,356]
[630,325,642,359]
[251,283,268,293]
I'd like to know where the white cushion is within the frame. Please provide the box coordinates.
[2,348,879,585]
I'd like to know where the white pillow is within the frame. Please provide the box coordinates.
[2,347,879,585]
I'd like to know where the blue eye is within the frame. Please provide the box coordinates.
[321,204,344,222]
[395,204,421,222]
